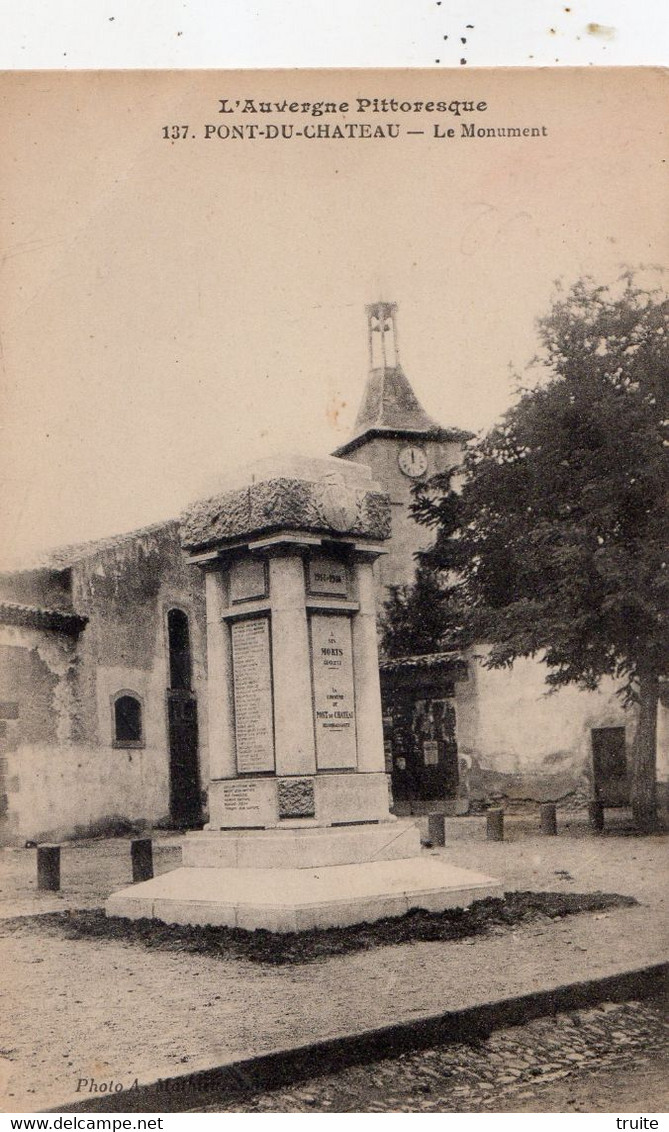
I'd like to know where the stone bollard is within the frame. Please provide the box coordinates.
[427,813,446,847]
[37,844,61,891]
[588,801,604,832]
[540,802,558,836]
[486,808,504,841]
[131,837,154,883]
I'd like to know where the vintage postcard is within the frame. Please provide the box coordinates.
[0,68,667,1116]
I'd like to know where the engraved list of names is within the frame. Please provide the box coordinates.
[231,618,275,773]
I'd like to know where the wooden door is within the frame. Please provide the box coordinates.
[166,609,201,826]
[591,727,629,806]
[167,690,201,825]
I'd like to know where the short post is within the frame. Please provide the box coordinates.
[486,808,504,842]
[427,813,446,847]
[539,802,557,836]
[131,837,153,883]
[37,844,61,891]
[588,800,604,832]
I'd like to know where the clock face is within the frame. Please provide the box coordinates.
[398,445,428,478]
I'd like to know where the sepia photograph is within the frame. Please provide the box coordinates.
[0,66,667,1116]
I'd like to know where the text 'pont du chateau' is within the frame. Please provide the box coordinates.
[161,97,549,142]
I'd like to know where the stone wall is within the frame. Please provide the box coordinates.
[0,614,173,843]
[3,743,169,843]
[0,621,80,842]
[69,522,208,757]
[454,648,669,806]
[0,522,210,844]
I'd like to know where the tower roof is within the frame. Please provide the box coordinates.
[333,301,470,457]
[349,362,443,437]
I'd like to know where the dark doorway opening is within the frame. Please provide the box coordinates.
[168,607,192,690]
[381,676,459,815]
[166,609,201,826]
[591,726,629,807]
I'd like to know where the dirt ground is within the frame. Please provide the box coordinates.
[0,822,667,1112]
[0,834,182,920]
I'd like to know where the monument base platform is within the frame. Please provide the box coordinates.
[181,820,421,869]
[105,856,502,932]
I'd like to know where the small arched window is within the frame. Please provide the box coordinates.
[167,608,192,691]
[113,693,144,747]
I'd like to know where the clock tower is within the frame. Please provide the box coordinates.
[333,302,470,596]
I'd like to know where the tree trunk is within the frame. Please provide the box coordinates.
[630,666,659,833]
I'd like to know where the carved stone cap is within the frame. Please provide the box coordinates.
[181,455,391,554]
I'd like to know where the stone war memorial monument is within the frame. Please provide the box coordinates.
[107,455,501,931]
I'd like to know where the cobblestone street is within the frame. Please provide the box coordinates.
[204,999,669,1113]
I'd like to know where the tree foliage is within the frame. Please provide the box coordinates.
[380,563,464,658]
[383,271,668,829]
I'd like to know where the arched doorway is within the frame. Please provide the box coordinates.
[166,608,201,826]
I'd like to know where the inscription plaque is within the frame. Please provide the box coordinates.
[307,555,349,597]
[310,614,357,770]
[230,558,267,604]
[217,779,275,826]
[220,781,263,813]
[231,618,275,773]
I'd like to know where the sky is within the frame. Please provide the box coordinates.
[0,68,666,566]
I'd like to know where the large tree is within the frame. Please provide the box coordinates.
[383,272,668,831]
